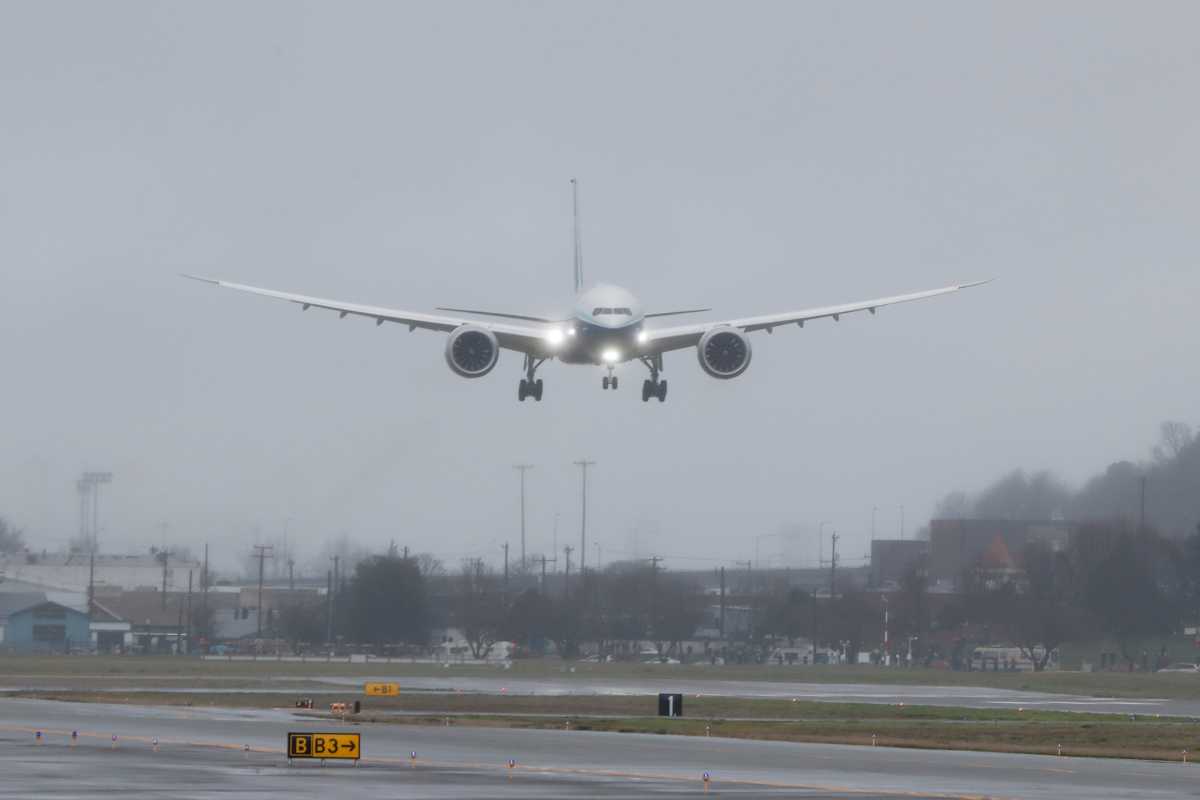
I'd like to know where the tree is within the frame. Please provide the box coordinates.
[345,554,432,649]
[760,589,813,648]
[1009,543,1081,670]
[1082,530,1175,666]
[0,516,24,554]
[504,588,553,653]
[825,592,875,662]
[277,600,327,650]
[651,575,704,659]
[454,559,506,659]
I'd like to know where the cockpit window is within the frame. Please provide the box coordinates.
[592,307,633,316]
[614,307,632,315]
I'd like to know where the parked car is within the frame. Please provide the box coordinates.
[1158,663,1200,673]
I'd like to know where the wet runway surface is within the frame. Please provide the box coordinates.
[2,698,1198,799]
[320,674,1200,717]
[7,672,1194,717]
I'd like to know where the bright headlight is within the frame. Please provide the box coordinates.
[545,328,565,346]
[636,330,648,344]
[601,348,621,363]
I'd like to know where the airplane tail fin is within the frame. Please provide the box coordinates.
[571,178,583,294]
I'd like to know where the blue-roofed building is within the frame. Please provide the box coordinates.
[0,595,91,653]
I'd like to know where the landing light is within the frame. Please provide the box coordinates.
[636,330,648,344]
[601,348,621,363]
[545,328,565,346]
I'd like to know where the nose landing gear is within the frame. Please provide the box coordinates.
[602,371,619,390]
[518,355,545,402]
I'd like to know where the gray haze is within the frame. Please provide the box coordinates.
[2,2,1198,575]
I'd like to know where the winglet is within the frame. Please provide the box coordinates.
[959,278,995,290]
[180,273,221,286]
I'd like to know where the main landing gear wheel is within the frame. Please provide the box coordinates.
[519,356,546,402]
[518,378,545,402]
[642,379,667,402]
[602,376,610,390]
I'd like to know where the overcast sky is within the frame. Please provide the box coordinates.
[2,1,1197,577]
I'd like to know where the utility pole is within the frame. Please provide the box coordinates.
[648,556,663,639]
[718,566,726,639]
[186,570,193,654]
[595,541,602,571]
[201,543,209,638]
[326,568,334,646]
[573,460,595,574]
[160,548,170,610]
[253,544,274,638]
[828,532,840,598]
[882,595,890,666]
[563,545,573,598]
[329,554,340,643]
[871,506,878,541]
[514,464,533,567]
[288,559,295,591]
[502,542,510,589]
[1140,475,1147,533]
[87,551,95,618]
[899,505,906,540]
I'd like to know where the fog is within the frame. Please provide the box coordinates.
[2,2,1197,576]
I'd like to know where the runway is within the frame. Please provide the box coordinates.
[6,673,1194,717]
[1,698,1195,799]
[319,674,1197,717]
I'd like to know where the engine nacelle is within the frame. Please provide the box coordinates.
[697,326,752,379]
[444,325,499,378]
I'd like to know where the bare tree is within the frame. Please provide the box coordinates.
[1153,421,1194,463]
[454,558,505,660]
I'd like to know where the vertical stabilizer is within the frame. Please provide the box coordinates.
[571,178,583,293]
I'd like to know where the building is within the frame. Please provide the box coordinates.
[869,540,929,588]
[0,595,90,653]
[0,552,202,594]
[929,519,1076,588]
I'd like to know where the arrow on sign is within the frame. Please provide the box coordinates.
[345,739,356,752]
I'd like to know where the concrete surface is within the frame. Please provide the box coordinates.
[1,698,1197,799]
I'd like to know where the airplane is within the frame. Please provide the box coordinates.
[184,180,989,403]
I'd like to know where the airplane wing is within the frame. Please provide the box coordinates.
[642,280,991,354]
[182,275,555,355]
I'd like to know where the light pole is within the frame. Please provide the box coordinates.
[81,472,112,552]
[514,465,534,567]
[573,460,595,574]
[871,506,878,541]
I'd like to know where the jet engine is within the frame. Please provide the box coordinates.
[444,325,499,378]
[697,326,752,379]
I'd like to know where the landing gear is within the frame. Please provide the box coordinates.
[602,374,619,390]
[639,355,667,402]
[641,378,667,402]
[518,356,545,402]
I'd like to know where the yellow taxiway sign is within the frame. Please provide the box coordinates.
[364,682,400,697]
[287,732,361,760]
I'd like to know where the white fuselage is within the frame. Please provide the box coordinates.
[556,284,646,365]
